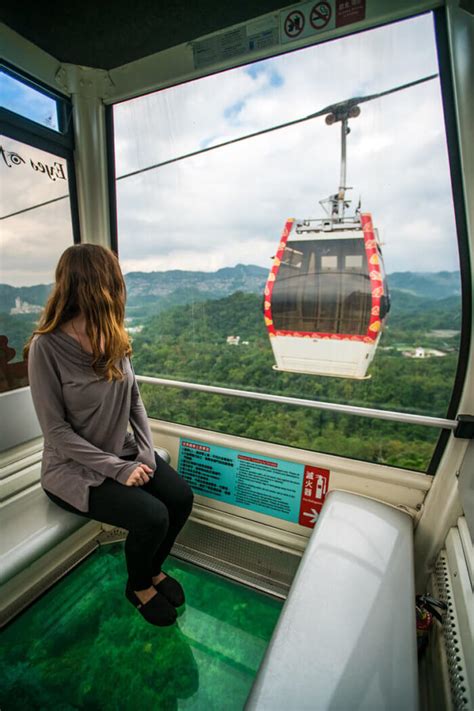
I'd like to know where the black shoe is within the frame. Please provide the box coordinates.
[125,581,177,626]
[153,574,185,607]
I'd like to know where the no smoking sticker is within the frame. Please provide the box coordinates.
[280,0,336,43]
[310,1,332,29]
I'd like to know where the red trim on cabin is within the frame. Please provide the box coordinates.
[264,213,383,342]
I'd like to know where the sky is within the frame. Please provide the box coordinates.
[0,71,58,130]
[0,12,461,287]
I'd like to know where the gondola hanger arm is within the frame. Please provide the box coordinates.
[309,73,439,121]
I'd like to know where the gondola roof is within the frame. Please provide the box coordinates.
[1,0,293,70]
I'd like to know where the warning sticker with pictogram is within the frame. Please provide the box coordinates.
[298,466,330,528]
[283,10,305,39]
[336,0,366,28]
[280,0,336,44]
[310,1,332,30]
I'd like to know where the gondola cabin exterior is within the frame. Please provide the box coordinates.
[264,212,390,378]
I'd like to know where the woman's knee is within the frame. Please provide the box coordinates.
[89,480,170,535]
[135,499,170,535]
[151,459,194,514]
[168,477,194,517]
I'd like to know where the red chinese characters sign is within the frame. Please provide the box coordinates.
[336,0,366,28]
[299,466,330,528]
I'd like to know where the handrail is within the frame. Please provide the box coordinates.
[135,374,457,430]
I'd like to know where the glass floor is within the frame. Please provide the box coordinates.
[1,543,283,710]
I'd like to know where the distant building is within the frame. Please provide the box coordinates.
[402,346,447,358]
[10,297,42,315]
[226,335,240,345]
[126,325,143,333]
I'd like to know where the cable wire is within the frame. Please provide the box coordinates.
[1,74,438,221]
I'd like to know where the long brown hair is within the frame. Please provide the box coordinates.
[23,244,132,381]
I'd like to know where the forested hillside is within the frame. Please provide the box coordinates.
[0,266,461,313]
[130,290,461,472]
[2,268,463,472]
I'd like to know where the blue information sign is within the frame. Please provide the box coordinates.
[178,438,305,523]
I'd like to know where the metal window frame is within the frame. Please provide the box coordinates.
[105,105,118,256]
[1,59,72,137]
[135,373,458,431]
[426,6,473,475]
[0,79,80,244]
[106,7,471,475]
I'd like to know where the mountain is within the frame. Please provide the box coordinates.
[124,264,268,304]
[0,284,53,313]
[386,294,462,331]
[0,267,461,315]
[387,272,461,300]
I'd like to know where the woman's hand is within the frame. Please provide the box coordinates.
[124,463,154,486]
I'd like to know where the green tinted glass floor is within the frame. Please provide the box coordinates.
[1,543,283,710]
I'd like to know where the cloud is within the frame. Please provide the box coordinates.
[1,199,73,286]
[2,12,461,286]
[1,138,72,285]
[115,13,459,277]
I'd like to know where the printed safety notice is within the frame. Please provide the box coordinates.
[178,438,330,528]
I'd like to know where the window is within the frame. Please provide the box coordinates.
[272,238,372,334]
[346,256,363,269]
[0,75,77,395]
[0,67,64,132]
[113,12,463,472]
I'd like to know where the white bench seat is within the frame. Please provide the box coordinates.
[246,490,418,711]
[0,486,88,586]
[0,447,171,587]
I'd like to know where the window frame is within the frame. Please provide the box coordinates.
[1,60,72,138]
[0,64,80,242]
[0,65,81,407]
[427,7,472,474]
[107,7,471,476]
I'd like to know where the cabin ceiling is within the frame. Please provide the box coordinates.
[2,0,292,70]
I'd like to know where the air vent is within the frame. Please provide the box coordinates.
[433,552,471,710]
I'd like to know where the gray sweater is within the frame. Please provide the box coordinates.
[27,329,156,512]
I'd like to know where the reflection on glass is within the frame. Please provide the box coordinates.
[0,136,74,390]
[0,137,69,220]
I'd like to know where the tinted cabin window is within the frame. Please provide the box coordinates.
[272,237,372,335]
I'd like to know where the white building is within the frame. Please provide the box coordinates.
[402,347,447,359]
[10,297,43,315]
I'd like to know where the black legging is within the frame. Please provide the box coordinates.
[44,451,194,590]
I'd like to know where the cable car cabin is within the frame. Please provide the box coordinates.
[265,212,390,378]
